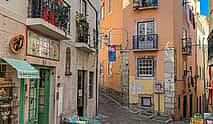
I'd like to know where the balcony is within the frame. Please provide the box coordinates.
[182,38,192,55]
[133,34,158,51]
[133,0,158,10]
[27,0,71,40]
[75,12,96,53]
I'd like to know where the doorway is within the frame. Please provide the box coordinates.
[38,69,50,124]
[189,94,193,117]
[77,70,86,116]
[183,95,187,118]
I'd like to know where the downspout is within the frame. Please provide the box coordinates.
[86,0,99,116]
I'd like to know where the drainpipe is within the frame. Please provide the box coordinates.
[86,0,99,116]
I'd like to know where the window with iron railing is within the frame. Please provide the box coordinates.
[133,0,158,10]
[182,38,192,55]
[28,0,71,34]
[76,12,89,43]
[134,21,158,50]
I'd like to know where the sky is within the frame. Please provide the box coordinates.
[200,0,209,16]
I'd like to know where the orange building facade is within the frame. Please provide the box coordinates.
[100,0,199,119]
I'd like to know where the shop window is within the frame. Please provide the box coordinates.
[0,64,6,77]
[141,96,152,107]
[89,72,94,99]
[137,57,154,77]
[65,47,71,75]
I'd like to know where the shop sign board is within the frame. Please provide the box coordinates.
[154,80,164,93]
[27,30,59,61]
[191,118,204,124]
[10,34,24,54]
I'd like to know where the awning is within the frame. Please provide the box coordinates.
[1,58,40,79]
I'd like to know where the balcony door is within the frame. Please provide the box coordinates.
[137,21,155,49]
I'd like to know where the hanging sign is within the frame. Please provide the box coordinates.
[154,80,164,93]
[10,34,24,54]
[108,45,116,62]
[27,30,60,61]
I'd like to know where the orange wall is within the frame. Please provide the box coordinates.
[99,0,123,91]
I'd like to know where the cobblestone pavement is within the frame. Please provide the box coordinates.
[97,95,190,124]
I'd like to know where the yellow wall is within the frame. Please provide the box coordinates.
[129,76,164,112]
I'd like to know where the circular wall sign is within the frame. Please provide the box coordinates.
[10,34,24,54]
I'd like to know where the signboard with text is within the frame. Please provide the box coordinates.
[154,80,164,93]
[27,30,60,61]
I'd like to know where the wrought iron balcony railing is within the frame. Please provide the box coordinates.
[76,17,89,44]
[182,38,192,55]
[28,0,71,34]
[133,34,158,50]
[133,0,158,10]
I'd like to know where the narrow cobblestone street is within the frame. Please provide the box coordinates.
[98,95,190,124]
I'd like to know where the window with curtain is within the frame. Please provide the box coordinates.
[65,47,71,75]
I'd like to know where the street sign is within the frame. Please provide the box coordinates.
[108,45,116,62]
[154,80,164,93]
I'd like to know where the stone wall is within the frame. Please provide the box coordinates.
[120,51,129,106]
[164,48,176,116]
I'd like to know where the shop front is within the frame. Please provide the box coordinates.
[26,28,60,124]
[0,58,40,124]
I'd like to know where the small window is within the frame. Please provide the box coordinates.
[89,72,94,99]
[100,2,105,20]
[81,0,87,16]
[137,57,154,77]
[141,96,152,107]
[178,95,181,112]
[100,62,104,76]
[199,66,201,79]
[189,65,192,75]
[100,35,104,50]
[65,47,71,75]
[108,62,112,77]
[183,61,187,78]
[108,0,112,13]
[108,29,112,45]
[93,29,96,47]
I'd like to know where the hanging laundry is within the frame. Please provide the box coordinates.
[133,0,140,10]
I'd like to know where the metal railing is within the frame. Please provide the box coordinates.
[76,20,89,44]
[28,0,71,34]
[182,38,192,55]
[133,34,158,50]
[133,0,158,9]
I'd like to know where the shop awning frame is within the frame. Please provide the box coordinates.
[0,58,40,79]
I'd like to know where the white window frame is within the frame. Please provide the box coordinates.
[81,0,87,16]
[101,3,105,20]
[136,57,154,77]
[100,62,104,76]
[108,0,112,14]
[108,61,112,77]
[108,29,112,45]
